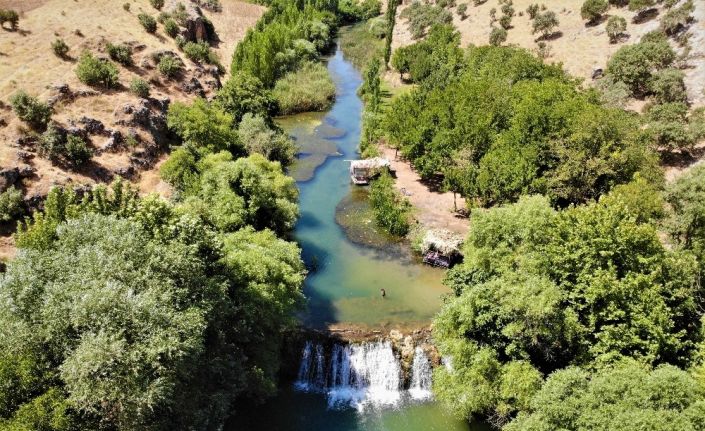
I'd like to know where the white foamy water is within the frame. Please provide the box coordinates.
[294,340,434,411]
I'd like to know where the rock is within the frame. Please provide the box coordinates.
[73,88,100,98]
[52,82,70,94]
[182,77,205,96]
[18,166,36,178]
[78,116,107,135]
[16,151,33,162]
[149,113,168,134]
[166,0,208,42]
[0,168,20,192]
[99,130,124,153]
[114,166,135,179]
[139,56,154,69]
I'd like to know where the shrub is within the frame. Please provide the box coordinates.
[76,52,119,88]
[489,27,508,45]
[51,38,70,58]
[158,55,182,78]
[629,0,656,13]
[149,0,164,10]
[473,0,488,5]
[649,68,687,104]
[526,4,540,19]
[457,4,468,19]
[369,171,411,236]
[10,91,52,130]
[0,188,24,222]
[130,78,150,98]
[660,0,694,35]
[607,37,675,95]
[532,10,559,37]
[606,15,627,43]
[0,9,19,30]
[64,135,93,167]
[400,1,453,39]
[499,14,512,29]
[581,0,608,23]
[175,35,187,50]
[272,62,336,115]
[164,18,179,38]
[38,124,67,160]
[183,41,220,68]
[106,43,133,66]
[138,13,157,33]
[123,2,130,11]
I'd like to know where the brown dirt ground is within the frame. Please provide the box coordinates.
[380,145,469,236]
[0,0,263,259]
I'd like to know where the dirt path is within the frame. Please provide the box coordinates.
[379,145,469,236]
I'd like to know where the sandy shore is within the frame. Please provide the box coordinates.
[379,145,469,236]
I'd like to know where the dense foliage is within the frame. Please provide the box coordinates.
[369,172,411,236]
[75,52,119,88]
[272,62,336,114]
[386,33,657,207]
[10,91,52,131]
[434,186,704,424]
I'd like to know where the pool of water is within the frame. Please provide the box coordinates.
[280,48,451,329]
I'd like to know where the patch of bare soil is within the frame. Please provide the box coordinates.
[379,145,469,236]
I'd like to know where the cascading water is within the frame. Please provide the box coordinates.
[409,347,433,401]
[294,340,435,411]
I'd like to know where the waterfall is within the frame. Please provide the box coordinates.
[409,347,433,401]
[294,340,434,411]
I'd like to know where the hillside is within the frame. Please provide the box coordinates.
[0,0,263,258]
[391,0,705,108]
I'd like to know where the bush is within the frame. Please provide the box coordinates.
[106,43,133,66]
[164,18,179,38]
[123,2,130,11]
[272,62,335,115]
[76,52,119,88]
[532,10,559,37]
[0,188,24,222]
[660,0,694,35]
[64,135,93,167]
[526,3,540,19]
[130,78,150,98]
[489,27,508,45]
[0,9,19,30]
[400,1,453,39]
[457,3,468,19]
[150,0,164,10]
[581,0,608,23]
[369,172,411,236]
[10,91,52,130]
[649,68,687,103]
[158,55,182,78]
[38,124,67,160]
[606,37,675,95]
[138,13,157,33]
[51,38,69,58]
[606,15,627,43]
[499,14,512,29]
[183,41,221,69]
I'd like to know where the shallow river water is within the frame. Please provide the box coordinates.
[232,47,485,431]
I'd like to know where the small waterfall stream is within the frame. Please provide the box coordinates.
[294,340,434,411]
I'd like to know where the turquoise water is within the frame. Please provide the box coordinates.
[230,47,475,431]
[281,48,451,329]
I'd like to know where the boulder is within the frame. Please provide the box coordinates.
[78,116,107,135]
[166,0,208,42]
[0,168,20,192]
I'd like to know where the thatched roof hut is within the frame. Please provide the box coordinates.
[349,158,391,184]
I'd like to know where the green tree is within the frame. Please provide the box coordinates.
[606,15,627,43]
[581,0,609,23]
[10,91,52,130]
[0,187,24,222]
[532,10,559,37]
[490,27,508,45]
[138,13,157,33]
[51,39,69,58]
[167,98,242,154]
[215,71,277,123]
[237,113,297,166]
[75,52,119,88]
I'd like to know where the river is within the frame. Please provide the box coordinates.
[231,46,487,431]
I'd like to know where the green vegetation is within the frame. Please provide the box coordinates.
[581,0,608,23]
[215,71,277,123]
[532,10,559,37]
[387,34,655,207]
[339,0,381,23]
[164,18,179,37]
[167,98,241,154]
[237,113,297,167]
[106,42,133,66]
[0,9,19,30]
[129,77,150,98]
[183,40,222,70]
[272,62,335,115]
[75,52,119,88]
[64,135,93,167]
[150,0,164,10]
[489,27,508,46]
[369,172,411,236]
[340,22,385,70]
[607,31,676,96]
[660,0,694,35]
[51,38,70,58]
[434,187,703,424]
[10,91,52,131]
[157,55,182,78]
[400,1,453,39]
[506,362,705,430]
[0,188,24,222]
[138,13,157,33]
[606,15,627,43]
[38,125,94,167]
[384,0,399,67]
[391,24,463,84]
